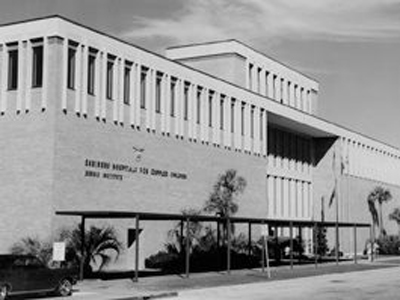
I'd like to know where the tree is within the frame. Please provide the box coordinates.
[389,208,400,236]
[204,169,246,246]
[60,225,123,275]
[314,226,329,257]
[204,169,247,218]
[367,186,392,237]
[166,208,203,255]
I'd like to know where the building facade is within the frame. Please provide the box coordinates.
[1,16,399,269]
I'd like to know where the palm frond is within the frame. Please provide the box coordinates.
[389,208,400,223]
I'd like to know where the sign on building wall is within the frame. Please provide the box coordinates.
[84,158,188,182]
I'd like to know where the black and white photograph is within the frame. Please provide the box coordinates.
[1,1,400,299]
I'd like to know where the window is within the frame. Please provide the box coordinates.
[196,88,201,124]
[241,103,245,136]
[170,80,176,116]
[8,48,18,90]
[155,74,162,113]
[257,68,262,93]
[250,106,254,138]
[140,69,147,108]
[268,129,274,161]
[124,66,131,105]
[184,83,189,120]
[87,52,96,95]
[220,97,224,130]
[248,63,253,89]
[106,59,114,100]
[265,72,269,96]
[208,92,213,127]
[280,78,284,103]
[32,44,43,88]
[300,87,304,109]
[260,109,264,140]
[272,74,277,100]
[67,46,76,89]
[231,100,235,133]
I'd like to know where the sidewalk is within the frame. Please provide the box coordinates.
[68,257,400,300]
[175,263,400,300]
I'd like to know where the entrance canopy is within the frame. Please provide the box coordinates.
[56,210,371,282]
[56,210,370,228]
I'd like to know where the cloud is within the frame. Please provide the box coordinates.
[123,0,400,46]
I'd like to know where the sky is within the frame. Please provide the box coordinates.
[1,0,400,148]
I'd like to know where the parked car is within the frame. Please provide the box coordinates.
[0,254,78,299]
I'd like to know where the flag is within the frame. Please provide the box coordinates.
[340,141,349,175]
[332,147,336,171]
[340,156,345,175]
[329,180,337,208]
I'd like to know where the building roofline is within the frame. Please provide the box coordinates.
[166,38,319,84]
[0,15,398,152]
[0,14,62,28]
[166,39,238,50]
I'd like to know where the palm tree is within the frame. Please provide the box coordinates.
[367,186,392,237]
[10,237,52,266]
[60,225,122,275]
[204,169,247,243]
[167,209,203,255]
[204,169,247,218]
[389,208,400,236]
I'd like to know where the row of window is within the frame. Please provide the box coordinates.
[344,139,400,185]
[66,42,267,140]
[267,127,312,173]
[6,40,43,91]
[267,175,311,219]
[248,63,312,112]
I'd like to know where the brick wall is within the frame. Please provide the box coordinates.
[52,108,267,269]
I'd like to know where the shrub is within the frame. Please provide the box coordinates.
[145,251,181,272]
[376,235,400,255]
[314,225,329,256]
[10,224,123,275]
[145,229,307,273]
[59,225,123,275]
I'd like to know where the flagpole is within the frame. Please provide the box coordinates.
[335,176,339,265]
[335,143,340,266]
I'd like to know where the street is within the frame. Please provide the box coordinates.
[27,262,400,300]
[174,266,400,300]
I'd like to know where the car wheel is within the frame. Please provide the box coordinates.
[57,278,73,297]
[0,285,8,300]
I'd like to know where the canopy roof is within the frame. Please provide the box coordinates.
[56,210,370,228]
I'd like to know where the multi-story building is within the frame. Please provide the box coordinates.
[1,16,399,269]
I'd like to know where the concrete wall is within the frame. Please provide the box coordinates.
[313,138,400,255]
[0,37,62,253]
[52,106,267,269]
[176,53,246,88]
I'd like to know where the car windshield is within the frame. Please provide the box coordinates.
[11,257,45,269]
[26,257,44,268]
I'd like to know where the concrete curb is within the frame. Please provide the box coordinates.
[113,291,178,300]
